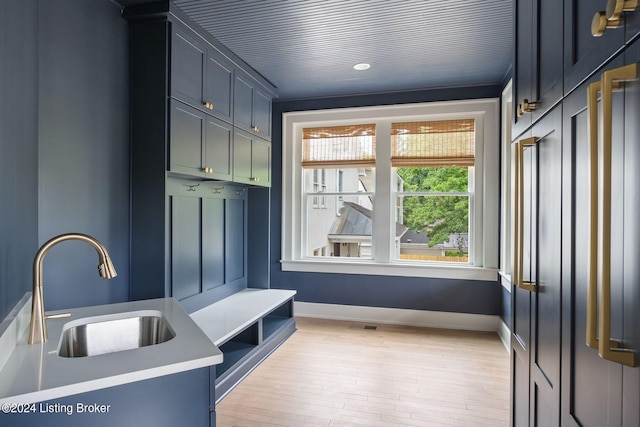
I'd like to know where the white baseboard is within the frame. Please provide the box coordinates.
[498,319,510,352]
[294,301,503,333]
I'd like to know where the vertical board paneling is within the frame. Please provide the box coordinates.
[225,199,245,283]
[171,196,202,301]
[203,198,225,291]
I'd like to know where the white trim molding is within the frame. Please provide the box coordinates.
[498,319,511,352]
[295,301,503,333]
[282,98,500,281]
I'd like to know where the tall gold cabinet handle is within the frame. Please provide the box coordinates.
[516,137,538,292]
[586,81,601,349]
[598,63,637,367]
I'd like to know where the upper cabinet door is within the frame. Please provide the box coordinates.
[532,0,563,122]
[203,115,233,181]
[563,0,626,93]
[233,74,253,133]
[172,26,235,124]
[170,100,205,177]
[253,88,272,140]
[627,7,640,42]
[251,137,271,187]
[233,129,271,187]
[204,51,233,123]
[234,71,273,140]
[513,0,534,138]
[513,0,563,139]
[171,27,206,108]
[169,100,233,180]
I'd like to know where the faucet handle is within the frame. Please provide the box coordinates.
[45,312,71,320]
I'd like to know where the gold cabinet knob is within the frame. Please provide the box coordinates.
[521,99,537,113]
[592,10,621,36]
[252,125,260,132]
[517,99,537,117]
[606,0,638,20]
[203,102,214,110]
[202,167,213,173]
[592,0,636,37]
[250,176,259,182]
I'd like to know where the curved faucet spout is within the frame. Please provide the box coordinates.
[28,233,118,344]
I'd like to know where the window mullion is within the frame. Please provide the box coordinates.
[373,121,392,263]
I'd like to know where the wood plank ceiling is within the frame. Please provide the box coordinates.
[126,0,513,100]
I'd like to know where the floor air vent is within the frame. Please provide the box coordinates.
[349,323,378,330]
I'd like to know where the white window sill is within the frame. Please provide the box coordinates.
[498,271,512,290]
[280,259,498,281]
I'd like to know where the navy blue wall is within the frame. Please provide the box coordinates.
[0,0,130,320]
[0,0,39,322]
[37,0,130,311]
[270,86,503,315]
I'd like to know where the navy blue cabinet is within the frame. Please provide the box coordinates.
[124,2,276,186]
[233,129,271,187]
[170,100,233,180]
[125,3,276,311]
[171,26,233,123]
[234,70,273,140]
[560,41,640,427]
[513,0,563,138]
[513,0,640,424]
[563,0,640,93]
[511,108,562,426]
[0,368,211,427]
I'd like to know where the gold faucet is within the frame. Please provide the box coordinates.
[28,233,117,344]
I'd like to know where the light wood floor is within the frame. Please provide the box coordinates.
[216,317,510,427]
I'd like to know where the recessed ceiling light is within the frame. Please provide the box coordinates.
[353,63,371,71]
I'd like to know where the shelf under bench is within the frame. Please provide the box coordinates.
[189,288,297,404]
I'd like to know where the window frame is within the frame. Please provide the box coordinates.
[281,99,499,281]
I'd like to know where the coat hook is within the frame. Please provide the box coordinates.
[212,186,224,194]
[235,188,247,195]
[187,184,200,192]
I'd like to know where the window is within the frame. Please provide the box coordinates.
[302,124,376,258]
[282,99,499,281]
[392,119,475,263]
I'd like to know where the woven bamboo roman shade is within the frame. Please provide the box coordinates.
[302,124,376,168]
[391,119,475,167]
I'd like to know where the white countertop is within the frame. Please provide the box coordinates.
[191,288,296,346]
[0,298,223,405]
